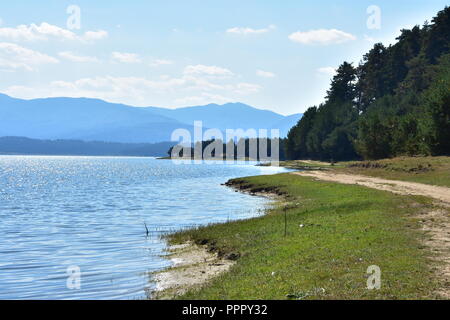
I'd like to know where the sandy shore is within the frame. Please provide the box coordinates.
[151,242,235,299]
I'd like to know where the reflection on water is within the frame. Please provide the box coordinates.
[0,156,289,299]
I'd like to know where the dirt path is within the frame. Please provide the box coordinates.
[293,170,450,298]
[292,171,450,204]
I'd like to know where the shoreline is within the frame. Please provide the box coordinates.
[151,179,284,300]
[150,163,449,299]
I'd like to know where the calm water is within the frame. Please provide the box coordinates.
[0,156,288,299]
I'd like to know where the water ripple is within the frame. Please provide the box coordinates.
[0,156,289,299]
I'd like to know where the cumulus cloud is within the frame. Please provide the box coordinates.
[184,64,233,77]
[3,76,177,104]
[256,70,276,78]
[317,67,336,76]
[0,42,58,71]
[58,51,99,63]
[111,52,141,63]
[227,24,275,35]
[0,22,107,42]
[289,29,356,45]
[4,72,262,107]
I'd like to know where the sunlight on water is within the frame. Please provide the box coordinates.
[0,156,289,299]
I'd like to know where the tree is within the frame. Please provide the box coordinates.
[285,6,450,160]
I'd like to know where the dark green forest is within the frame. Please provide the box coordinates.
[286,6,450,161]
[0,136,175,157]
[168,138,285,160]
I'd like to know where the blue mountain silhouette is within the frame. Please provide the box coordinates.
[0,93,302,143]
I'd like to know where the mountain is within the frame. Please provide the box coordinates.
[0,94,190,143]
[146,103,286,130]
[0,93,302,143]
[0,136,174,157]
[270,113,303,137]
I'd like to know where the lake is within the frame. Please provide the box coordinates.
[0,156,289,299]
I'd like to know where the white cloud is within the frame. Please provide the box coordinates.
[83,30,108,41]
[4,73,262,107]
[111,52,141,63]
[226,25,275,35]
[149,59,174,67]
[0,22,107,42]
[235,83,261,94]
[184,64,233,77]
[0,42,58,71]
[317,67,336,76]
[256,70,276,78]
[58,51,99,63]
[174,93,230,105]
[289,29,356,45]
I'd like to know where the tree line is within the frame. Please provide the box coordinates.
[168,138,286,161]
[0,136,175,157]
[286,6,450,161]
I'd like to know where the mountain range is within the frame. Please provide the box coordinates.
[0,93,302,143]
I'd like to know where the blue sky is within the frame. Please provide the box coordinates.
[0,1,447,115]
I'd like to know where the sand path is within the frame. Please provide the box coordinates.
[292,171,450,204]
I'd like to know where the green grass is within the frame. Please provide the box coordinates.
[277,156,450,187]
[275,160,344,170]
[338,156,450,188]
[166,173,442,300]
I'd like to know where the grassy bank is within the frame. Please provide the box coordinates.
[165,173,444,300]
[278,156,450,188]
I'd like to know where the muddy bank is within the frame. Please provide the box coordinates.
[224,178,288,198]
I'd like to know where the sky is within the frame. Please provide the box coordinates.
[0,0,447,115]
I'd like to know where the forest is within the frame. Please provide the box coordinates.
[0,136,175,157]
[286,6,450,161]
[168,138,286,161]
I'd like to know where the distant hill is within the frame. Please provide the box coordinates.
[270,113,303,137]
[0,94,302,143]
[0,136,175,157]
[0,94,191,143]
[147,104,302,138]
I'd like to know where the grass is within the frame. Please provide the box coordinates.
[338,156,450,188]
[166,173,441,300]
[276,160,343,170]
[278,156,450,188]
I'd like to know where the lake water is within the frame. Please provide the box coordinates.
[0,156,288,299]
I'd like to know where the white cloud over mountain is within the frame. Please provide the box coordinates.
[4,70,261,106]
[289,29,356,45]
[174,93,230,105]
